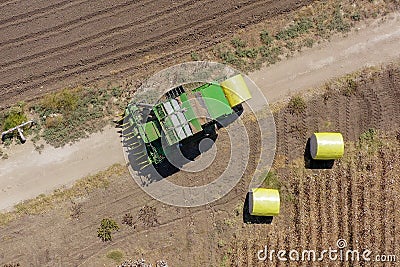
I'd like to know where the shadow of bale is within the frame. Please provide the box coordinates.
[242,192,273,224]
[304,138,335,169]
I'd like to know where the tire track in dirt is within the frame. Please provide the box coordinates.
[0,0,187,66]
[0,0,265,87]
[0,0,75,25]
[0,0,262,89]
[0,0,146,43]
[0,0,90,31]
[0,0,313,107]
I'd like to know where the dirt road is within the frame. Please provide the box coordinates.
[250,12,400,102]
[1,13,400,211]
[0,126,124,210]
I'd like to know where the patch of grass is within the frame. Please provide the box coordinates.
[214,45,244,68]
[98,218,119,242]
[342,76,358,96]
[303,37,315,48]
[219,254,229,267]
[107,250,124,262]
[329,5,350,33]
[40,89,78,114]
[223,218,235,227]
[190,52,200,61]
[359,128,382,154]
[275,18,313,40]
[259,46,281,65]
[231,37,246,49]
[262,169,281,190]
[260,30,274,46]
[288,95,307,115]
[35,87,123,147]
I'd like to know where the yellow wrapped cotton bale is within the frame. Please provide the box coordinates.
[310,132,344,160]
[249,188,280,216]
[220,74,252,108]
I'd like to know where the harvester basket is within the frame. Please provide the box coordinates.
[220,74,252,108]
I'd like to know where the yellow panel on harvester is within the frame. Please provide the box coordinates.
[220,74,252,108]
[310,132,344,160]
[249,188,280,216]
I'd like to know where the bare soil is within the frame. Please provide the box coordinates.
[0,0,313,108]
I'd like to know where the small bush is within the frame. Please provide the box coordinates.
[70,202,83,219]
[329,5,350,32]
[342,76,358,96]
[260,30,274,46]
[98,218,119,242]
[3,103,28,131]
[190,52,200,61]
[40,89,78,115]
[288,96,307,114]
[231,37,246,49]
[138,205,158,227]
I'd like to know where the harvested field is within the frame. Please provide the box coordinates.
[0,64,399,266]
[0,0,313,107]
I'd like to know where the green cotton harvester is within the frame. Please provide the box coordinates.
[120,74,252,170]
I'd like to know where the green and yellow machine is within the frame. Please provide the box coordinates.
[121,74,252,169]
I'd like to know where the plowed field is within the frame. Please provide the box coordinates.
[0,0,313,107]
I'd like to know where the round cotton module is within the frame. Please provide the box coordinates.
[310,132,344,160]
[249,188,280,216]
[220,74,252,108]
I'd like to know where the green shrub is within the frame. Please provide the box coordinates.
[98,218,119,242]
[191,52,200,61]
[288,96,307,114]
[275,18,313,40]
[259,46,281,65]
[3,103,28,131]
[40,89,78,115]
[260,30,274,46]
[329,5,350,32]
[231,37,246,49]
